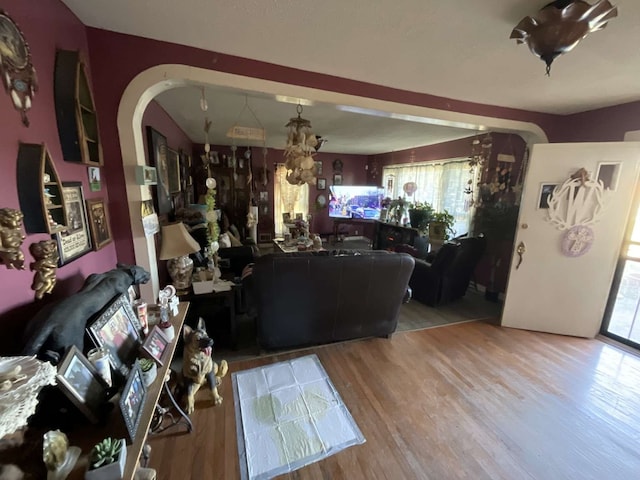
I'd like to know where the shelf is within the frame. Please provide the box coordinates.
[54,49,103,166]
[17,143,69,234]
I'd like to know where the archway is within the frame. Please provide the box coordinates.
[117,64,549,299]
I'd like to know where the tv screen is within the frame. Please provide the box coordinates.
[329,185,385,220]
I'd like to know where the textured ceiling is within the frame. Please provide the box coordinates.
[61,0,640,153]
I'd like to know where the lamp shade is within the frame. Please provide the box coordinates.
[158,222,200,260]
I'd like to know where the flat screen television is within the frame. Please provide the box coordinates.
[329,185,385,220]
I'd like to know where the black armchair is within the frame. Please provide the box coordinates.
[408,236,486,306]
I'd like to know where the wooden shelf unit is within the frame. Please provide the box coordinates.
[54,49,103,166]
[17,143,69,234]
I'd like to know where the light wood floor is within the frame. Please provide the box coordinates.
[148,321,640,479]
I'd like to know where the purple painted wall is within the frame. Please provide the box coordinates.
[142,100,194,166]
[0,1,118,352]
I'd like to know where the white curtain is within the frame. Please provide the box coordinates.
[382,159,475,236]
[274,164,309,236]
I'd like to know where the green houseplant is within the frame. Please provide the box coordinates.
[428,210,456,242]
[85,437,126,480]
[139,357,157,387]
[408,202,434,234]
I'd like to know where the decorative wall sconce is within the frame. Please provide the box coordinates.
[510,0,618,75]
[0,207,26,270]
[29,240,59,300]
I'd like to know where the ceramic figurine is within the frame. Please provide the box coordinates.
[43,430,80,480]
[29,240,59,300]
[0,208,26,270]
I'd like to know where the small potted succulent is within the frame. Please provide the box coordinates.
[85,437,126,480]
[139,358,157,387]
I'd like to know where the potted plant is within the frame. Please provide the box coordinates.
[408,202,434,234]
[139,357,157,387]
[428,210,455,250]
[389,197,408,225]
[85,437,126,480]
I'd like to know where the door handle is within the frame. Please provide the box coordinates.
[516,241,526,270]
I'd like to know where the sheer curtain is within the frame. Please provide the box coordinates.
[274,164,309,236]
[382,159,474,236]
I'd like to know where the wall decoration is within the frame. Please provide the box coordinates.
[54,182,92,266]
[88,167,101,192]
[0,207,25,270]
[317,178,326,190]
[86,198,113,250]
[596,162,621,191]
[87,294,142,377]
[146,127,171,215]
[0,9,38,127]
[546,168,610,258]
[316,194,327,209]
[333,173,343,185]
[141,200,159,236]
[537,183,558,209]
[134,165,157,186]
[167,148,181,194]
[332,158,343,172]
[259,191,268,202]
[56,346,107,424]
[315,161,323,175]
[119,361,146,441]
[29,239,58,300]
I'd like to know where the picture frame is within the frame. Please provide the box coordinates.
[538,183,558,209]
[86,198,113,250]
[317,178,326,190]
[333,173,343,186]
[56,345,107,424]
[119,360,146,442]
[134,165,158,186]
[146,126,171,215]
[282,212,291,223]
[141,326,170,366]
[259,191,268,202]
[87,293,143,377]
[596,162,621,191]
[54,182,92,266]
[167,148,181,194]
[88,167,101,192]
[315,161,323,175]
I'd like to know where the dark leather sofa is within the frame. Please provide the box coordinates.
[251,250,415,350]
[409,236,486,306]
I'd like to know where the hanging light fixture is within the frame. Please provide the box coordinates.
[284,104,319,186]
[510,0,618,75]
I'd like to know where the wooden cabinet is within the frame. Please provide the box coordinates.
[54,49,103,166]
[17,143,68,234]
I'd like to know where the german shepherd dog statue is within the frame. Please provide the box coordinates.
[182,318,228,415]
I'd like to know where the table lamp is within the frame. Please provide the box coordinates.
[158,222,201,293]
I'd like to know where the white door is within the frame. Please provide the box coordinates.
[502,142,640,338]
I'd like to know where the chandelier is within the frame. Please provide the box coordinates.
[510,0,618,75]
[284,104,320,186]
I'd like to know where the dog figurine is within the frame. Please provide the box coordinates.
[182,318,228,415]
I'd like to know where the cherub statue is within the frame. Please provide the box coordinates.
[29,240,59,300]
[0,208,26,270]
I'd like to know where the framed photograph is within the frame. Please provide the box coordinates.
[333,173,343,186]
[315,161,323,175]
[119,361,146,442]
[134,165,158,186]
[87,294,142,377]
[86,198,113,250]
[88,167,101,192]
[538,183,558,209]
[596,162,621,191]
[57,346,107,424]
[259,191,268,202]
[141,326,170,366]
[146,126,172,215]
[282,212,291,223]
[295,213,304,221]
[317,178,326,190]
[54,182,92,266]
[167,148,181,194]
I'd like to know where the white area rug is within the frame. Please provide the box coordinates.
[232,354,365,480]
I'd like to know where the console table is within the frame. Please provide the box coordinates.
[373,221,420,250]
[66,302,190,480]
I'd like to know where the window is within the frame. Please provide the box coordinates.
[274,164,309,236]
[382,158,475,236]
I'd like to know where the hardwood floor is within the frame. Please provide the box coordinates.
[148,321,640,479]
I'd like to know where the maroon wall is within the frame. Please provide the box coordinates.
[0,1,117,353]
[141,100,194,166]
